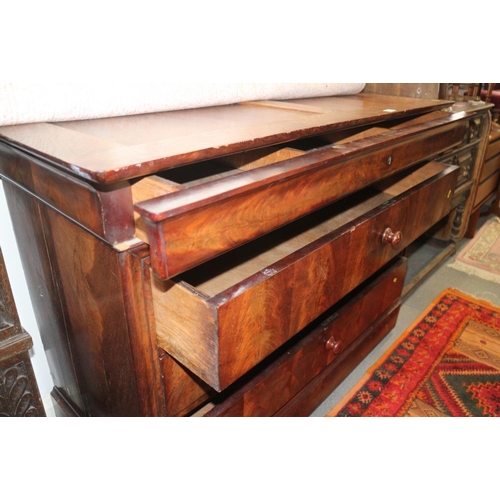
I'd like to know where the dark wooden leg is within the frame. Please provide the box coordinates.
[492,184,500,216]
[465,206,480,238]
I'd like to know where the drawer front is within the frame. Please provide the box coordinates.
[153,162,460,391]
[480,154,500,183]
[203,258,407,417]
[137,120,467,280]
[159,352,213,417]
[439,145,476,187]
[276,307,401,417]
[487,137,500,161]
[476,171,500,207]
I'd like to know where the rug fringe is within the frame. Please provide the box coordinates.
[447,216,500,284]
[448,259,500,285]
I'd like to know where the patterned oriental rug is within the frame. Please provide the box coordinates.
[448,216,500,284]
[327,289,500,417]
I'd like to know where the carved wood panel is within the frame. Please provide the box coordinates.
[0,248,45,417]
[0,354,44,417]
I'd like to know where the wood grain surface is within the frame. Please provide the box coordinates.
[0,95,453,183]
[153,162,459,391]
[204,258,407,417]
[139,120,467,279]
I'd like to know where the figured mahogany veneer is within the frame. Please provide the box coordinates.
[0,94,491,417]
[134,120,466,280]
[152,161,459,391]
[201,257,407,417]
[0,94,454,183]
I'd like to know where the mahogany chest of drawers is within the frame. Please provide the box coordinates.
[466,121,500,236]
[0,94,491,416]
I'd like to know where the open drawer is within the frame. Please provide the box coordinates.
[134,118,467,280]
[201,257,407,417]
[151,161,460,391]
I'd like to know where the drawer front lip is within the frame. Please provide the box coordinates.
[154,162,460,391]
[487,138,500,160]
[204,258,407,417]
[476,171,500,206]
[211,162,458,308]
[481,155,500,181]
[138,120,467,280]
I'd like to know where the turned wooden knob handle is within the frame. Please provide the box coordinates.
[326,337,342,354]
[382,227,402,248]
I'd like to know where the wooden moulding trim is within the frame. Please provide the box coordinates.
[116,248,167,416]
[0,96,459,184]
[0,330,33,362]
[0,143,136,245]
[51,387,85,417]
[135,120,467,221]
[438,138,482,163]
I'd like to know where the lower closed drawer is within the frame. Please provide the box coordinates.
[152,161,459,391]
[487,137,500,161]
[201,258,407,417]
[475,171,500,207]
[480,154,500,183]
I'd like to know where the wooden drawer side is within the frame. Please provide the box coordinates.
[153,162,459,391]
[152,278,219,387]
[204,258,407,417]
[137,121,467,280]
[215,164,458,389]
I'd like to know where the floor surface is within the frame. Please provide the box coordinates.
[311,213,500,416]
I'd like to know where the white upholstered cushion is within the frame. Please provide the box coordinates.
[0,83,365,126]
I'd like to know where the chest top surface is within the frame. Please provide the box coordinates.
[0,94,455,184]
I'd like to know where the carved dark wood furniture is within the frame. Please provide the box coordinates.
[0,248,45,417]
[0,94,491,416]
[481,84,500,122]
[466,121,500,237]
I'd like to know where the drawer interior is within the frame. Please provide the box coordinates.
[438,145,475,187]
[195,257,407,417]
[151,159,458,390]
[172,161,448,298]
[131,112,455,205]
[132,112,468,280]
